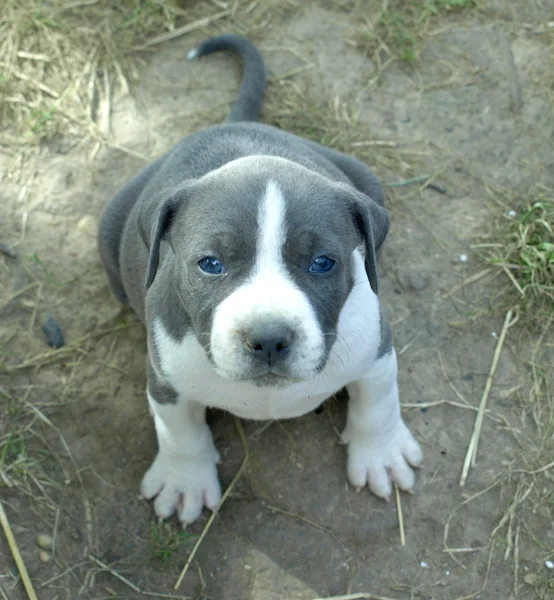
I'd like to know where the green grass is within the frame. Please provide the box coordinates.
[0,431,30,486]
[149,521,197,562]
[353,0,477,63]
[28,108,56,135]
[485,196,554,320]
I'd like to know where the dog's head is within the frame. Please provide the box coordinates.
[140,156,388,386]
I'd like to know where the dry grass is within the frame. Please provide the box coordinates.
[1,1,553,599]
[475,188,554,323]
[351,0,477,66]
[263,78,424,177]
[447,183,554,598]
[0,0,298,148]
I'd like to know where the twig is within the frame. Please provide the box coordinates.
[394,485,405,546]
[0,582,9,600]
[444,477,501,556]
[63,0,100,8]
[0,63,59,98]
[105,142,151,161]
[386,175,430,188]
[351,140,397,148]
[513,523,520,598]
[269,63,315,81]
[312,593,400,600]
[501,265,525,296]
[443,268,493,298]
[17,51,50,61]
[437,351,471,407]
[460,310,514,487]
[398,332,420,356]
[174,418,249,590]
[0,282,40,312]
[2,324,132,372]
[266,505,349,555]
[136,10,232,50]
[442,546,485,553]
[529,459,554,475]
[89,555,187,599]
[0,501,39,600]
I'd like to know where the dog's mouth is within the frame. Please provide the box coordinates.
[248,371,295,388]
[211,361,301,387]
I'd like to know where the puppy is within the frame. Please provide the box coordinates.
[98,35,423,525]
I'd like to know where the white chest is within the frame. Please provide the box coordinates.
[152,256,382,420]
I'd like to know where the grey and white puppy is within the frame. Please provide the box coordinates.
[98,35,422,525]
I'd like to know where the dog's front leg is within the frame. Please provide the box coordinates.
[342,349,423,500]
[140,360,221,525]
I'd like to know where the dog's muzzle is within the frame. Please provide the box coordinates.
[240,321,293,366]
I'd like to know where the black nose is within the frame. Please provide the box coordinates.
[242,323,294,365]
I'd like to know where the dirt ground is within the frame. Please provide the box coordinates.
[1,1,553,599]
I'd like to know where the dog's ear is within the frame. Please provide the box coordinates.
[347,189,390,296]
[138,186,191,290]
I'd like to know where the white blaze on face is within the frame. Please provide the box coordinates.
[210,180,325,381]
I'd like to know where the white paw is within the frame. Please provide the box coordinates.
[140,449,222,525]
[342,421,423,500]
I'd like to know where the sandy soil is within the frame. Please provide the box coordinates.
[1,2,553,599]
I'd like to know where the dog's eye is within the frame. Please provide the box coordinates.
[308,256,336,274]
[198,256,226,275]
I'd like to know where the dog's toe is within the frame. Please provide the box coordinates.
[140,451,221,524]
[345,420,423,499]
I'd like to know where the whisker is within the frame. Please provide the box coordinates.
[329,347,347,372]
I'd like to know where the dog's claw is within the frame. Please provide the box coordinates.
[345,420,423,500]
[141,451,221,526]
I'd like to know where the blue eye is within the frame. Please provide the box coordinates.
[198,256,226,275]
[308,256,336,274]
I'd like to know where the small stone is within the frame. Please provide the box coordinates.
[39,551,52,562]
[397,270,430,292]
[459,253,468,263]
[0,243,17,259]
[42,316,64,349]
[77,215,97,236]
[546,560,554,569]
[37,534,53,550]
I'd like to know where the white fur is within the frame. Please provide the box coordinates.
[147,247,423,523]
[140,392,221,524]
[256,180,286,270]
[154,249,379,418]
[210,180,324,381]
[342,351,423,499]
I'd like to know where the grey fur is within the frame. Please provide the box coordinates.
[146,356,178,404]
[377,307,393,359]
[97,35,390,400]
[190,34,265,123]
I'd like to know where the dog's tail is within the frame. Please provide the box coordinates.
[188,34,265,123]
